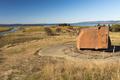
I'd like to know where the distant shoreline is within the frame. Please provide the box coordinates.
[0,20,119,27]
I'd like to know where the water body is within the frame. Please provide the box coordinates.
[0,27,20,36]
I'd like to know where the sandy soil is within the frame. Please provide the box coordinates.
[37,42,120,60]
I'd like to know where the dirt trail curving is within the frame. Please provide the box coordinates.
[38,42,120,60]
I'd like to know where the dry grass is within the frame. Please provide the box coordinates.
[39,59,120,80]
[0,56,120,80]
[0,27,11,32]
[110,32,120,45]
[0,26,77,48]
[0,31,45,48]
[0,26,120,80]
[1,35,75,54]
[21,26,44,33]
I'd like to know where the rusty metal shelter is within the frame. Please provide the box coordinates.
[77,26,111,50]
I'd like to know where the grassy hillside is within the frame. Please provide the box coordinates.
[0,26,120,80]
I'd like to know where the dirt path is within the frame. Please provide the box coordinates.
[38,42,120,60]
[38,42,73,57]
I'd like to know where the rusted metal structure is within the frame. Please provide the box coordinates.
[77,26,111,50]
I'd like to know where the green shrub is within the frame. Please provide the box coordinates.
[56,27,62,33]
[44,27,54,36]
[110,24,120,32]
